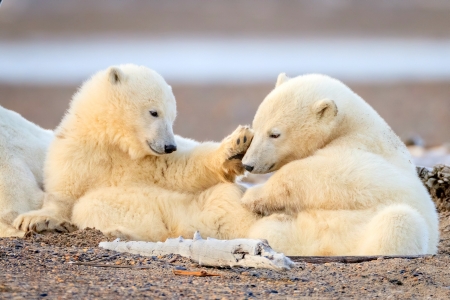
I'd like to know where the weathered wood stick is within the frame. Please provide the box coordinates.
[417,164,450,212]
[99,232,294,271]
[288,255,431,264]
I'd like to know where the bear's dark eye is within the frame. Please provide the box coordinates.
[150,111,158,117]
[270,133,280,139]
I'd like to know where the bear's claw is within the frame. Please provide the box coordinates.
[228,153,245,160]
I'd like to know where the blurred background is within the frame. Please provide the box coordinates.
[1,0,449,166]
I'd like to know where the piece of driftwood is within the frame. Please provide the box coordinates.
[172,270,220,277]
[99,232,294,271]
[288,255,430,264]
[417,164,450,212]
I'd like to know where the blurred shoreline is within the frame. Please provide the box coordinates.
[1,37,450,85]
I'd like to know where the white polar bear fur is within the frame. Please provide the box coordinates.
[0,106,53,237]
[242,73,439,256]
[14,64,257,240]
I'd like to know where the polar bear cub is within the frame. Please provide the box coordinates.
[14,64,257,240]
[242,73,439,255]
[0,106,53,237]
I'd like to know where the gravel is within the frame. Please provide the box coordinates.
[1,213,450,299]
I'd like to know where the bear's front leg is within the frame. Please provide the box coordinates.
[219,125,254,181]
[241,184,284,216]
[241,170,298,216]
[241,185,267,215]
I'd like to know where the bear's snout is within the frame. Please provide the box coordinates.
[164,144,177,154]
[243,164,254,172]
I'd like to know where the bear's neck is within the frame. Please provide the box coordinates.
[330,103,413,172]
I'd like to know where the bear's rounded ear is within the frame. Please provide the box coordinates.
[275,73,290,88]
[108,67,126,85]
[311,99,338,120]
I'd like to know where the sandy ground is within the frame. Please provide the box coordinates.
[0,212,449,299]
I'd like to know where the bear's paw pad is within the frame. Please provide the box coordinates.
[226,125,254,160]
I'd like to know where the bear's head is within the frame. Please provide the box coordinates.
[67,64,177,159]
[242,73,350,174]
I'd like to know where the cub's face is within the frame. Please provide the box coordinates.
[135,96,177,156]
[242,122,292,174]
[242,97,301,174]
[108,65,177,157]
[242,73,339,174]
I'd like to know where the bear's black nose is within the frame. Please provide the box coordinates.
[243,164,254,172]
[164,144,177,153]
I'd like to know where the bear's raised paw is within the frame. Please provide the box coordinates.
[219,125,254,180]
[224,125,254,161]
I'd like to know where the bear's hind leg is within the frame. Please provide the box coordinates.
[72,187,171,242]
[358,204,429,255]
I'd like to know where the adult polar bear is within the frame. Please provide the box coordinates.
[0,106,53,237]
[242,73,439,255]
[14,64,257,241]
